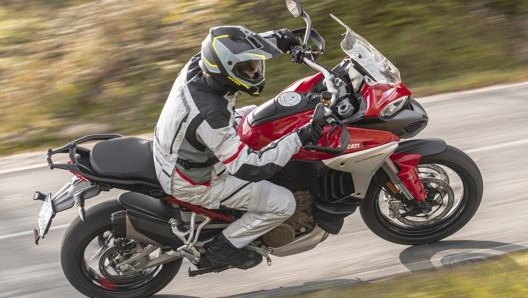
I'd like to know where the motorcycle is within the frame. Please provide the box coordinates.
[33,0,483,297]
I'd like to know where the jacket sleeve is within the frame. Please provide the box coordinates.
[234,105,257,128]
[196,115,302,182]
[258,30,281,50]
[258,29,297,53]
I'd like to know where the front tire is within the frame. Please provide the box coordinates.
[61,200,182,298]
[360,145,483,245]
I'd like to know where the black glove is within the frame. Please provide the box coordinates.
[274,28,300,53]
[297,121,324,146]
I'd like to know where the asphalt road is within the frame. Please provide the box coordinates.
[1,82,527,298]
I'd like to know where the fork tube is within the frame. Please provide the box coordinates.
[382,159,415,201]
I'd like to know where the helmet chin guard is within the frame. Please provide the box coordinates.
[199,26,281,96]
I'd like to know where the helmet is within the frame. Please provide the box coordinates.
[199,26,282,96]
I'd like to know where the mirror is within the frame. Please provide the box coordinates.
[285,0,303,17]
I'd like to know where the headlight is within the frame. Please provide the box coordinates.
[381,96,408,118]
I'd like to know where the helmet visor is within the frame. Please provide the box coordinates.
[234,60,264,83]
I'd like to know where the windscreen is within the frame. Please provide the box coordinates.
[332,15,401,84]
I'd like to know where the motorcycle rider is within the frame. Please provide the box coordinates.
[153,25,324,269]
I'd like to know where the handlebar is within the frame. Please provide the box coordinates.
[302,57,338,106]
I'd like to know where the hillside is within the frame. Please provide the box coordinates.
[1,0,527,155]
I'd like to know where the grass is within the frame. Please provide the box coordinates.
[0,0,527,156]
[288,250,528,298]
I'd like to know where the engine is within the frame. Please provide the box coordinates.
[261,191,315,247]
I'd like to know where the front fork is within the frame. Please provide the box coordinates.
[382,153,426,202]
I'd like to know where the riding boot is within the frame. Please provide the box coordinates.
[205,233,262,269]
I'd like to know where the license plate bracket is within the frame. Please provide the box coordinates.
[34,193,55,245]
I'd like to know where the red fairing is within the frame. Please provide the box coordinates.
[239,108,312,149]
[361,82,412,118]
[283,72,324,93]
[239,110,399,160]
[390,153,426,202]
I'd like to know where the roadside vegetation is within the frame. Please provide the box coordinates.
[291,250,528,298]
[1,0,527,155]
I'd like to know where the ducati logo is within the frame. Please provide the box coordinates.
[347,143,361,150]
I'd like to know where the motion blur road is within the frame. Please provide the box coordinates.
[1,83,527,298]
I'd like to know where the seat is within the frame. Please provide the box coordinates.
[90,137,158,183]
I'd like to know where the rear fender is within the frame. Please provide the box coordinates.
[51,176,100,213]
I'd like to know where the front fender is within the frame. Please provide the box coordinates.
[395,138,446,156]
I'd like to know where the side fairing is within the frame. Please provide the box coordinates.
[361,80,412,118]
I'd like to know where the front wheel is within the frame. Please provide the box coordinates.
[360,145,483,245]
[61,200,182,298]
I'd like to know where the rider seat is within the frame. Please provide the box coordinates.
[89,137,159,183]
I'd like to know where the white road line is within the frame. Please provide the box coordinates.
[0,224,70,240]
[465,138,528,154]
[0,163,48,176]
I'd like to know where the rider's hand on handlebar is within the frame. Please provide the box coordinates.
[274,28,300,53]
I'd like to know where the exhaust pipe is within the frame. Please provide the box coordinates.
[111,210,183,249]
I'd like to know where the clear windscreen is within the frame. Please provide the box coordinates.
[334,16,401,84]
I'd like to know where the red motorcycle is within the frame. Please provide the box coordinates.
[33,0,483,297]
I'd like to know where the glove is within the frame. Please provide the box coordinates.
[297,121,324,146]
[274,28,300,53]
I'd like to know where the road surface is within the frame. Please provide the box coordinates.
[1,82,527,298]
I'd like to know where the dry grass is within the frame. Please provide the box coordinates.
[0,0,526,155]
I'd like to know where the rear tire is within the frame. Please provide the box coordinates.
[360,145,483,245]
[61,200,182,298]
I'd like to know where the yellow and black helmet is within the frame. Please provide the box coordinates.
[199,26,282,96]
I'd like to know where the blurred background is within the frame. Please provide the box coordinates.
[1,0,527,156]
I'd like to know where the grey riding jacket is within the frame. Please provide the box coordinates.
[153,55,302,195]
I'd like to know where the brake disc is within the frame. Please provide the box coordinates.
[389,177,454,226]
[98,244,149,282]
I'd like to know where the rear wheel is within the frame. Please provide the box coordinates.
[61,200,182,298]
[360,145,483,245]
